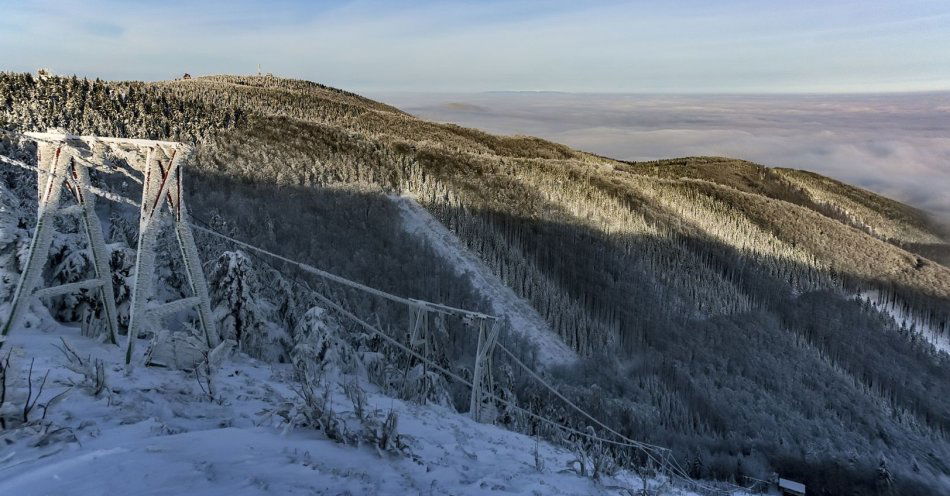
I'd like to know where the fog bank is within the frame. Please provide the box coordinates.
[374,92,950,225]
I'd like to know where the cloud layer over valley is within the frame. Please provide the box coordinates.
[376,91,950,225]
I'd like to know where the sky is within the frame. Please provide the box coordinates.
[2,1,948,222]
[2,0,950,93]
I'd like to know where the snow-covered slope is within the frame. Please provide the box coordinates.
[0,315,700,496]
[395,196,576,364]
[857,290,950,355]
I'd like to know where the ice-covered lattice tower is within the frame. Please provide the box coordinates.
[1,132,216,364]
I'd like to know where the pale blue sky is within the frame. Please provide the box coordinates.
[1,0,949,92]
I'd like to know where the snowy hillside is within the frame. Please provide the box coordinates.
[2,72,950,494]
[395,195,576,364]
[858,290,950,354]
[0,314,707,496]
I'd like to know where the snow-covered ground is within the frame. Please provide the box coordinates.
[394,196,576,364]
[0,309,702,496]
[857,290,950,355]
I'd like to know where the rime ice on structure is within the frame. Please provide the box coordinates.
[2,135,121,345]
[2,132,216,365]
[470,318,500,423]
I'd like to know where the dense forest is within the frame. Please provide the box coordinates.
[1,72,949,495]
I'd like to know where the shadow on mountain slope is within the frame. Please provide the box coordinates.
[184,168,949,495]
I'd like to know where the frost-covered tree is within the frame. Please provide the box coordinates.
[291,306,360,384]
[4,71,950,495]
[494,363,518,427]
[47,232,93,322]
[398,312,453,408]
[107,243,135,330]
[262,270,300,333]
[0,185,28,296]
[208,250,288,360]
[108,211,137,246]
[877,454,894,494]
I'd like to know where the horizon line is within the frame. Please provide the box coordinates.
[8,70,950,98]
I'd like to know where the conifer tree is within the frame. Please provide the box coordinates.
[209,250,265,354]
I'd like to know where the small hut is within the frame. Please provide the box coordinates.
[778,478,806,496]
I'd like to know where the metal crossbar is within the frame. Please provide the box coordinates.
[33,279,105,299]
[24,132,186,148]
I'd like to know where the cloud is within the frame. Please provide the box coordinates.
[377,91,950,223]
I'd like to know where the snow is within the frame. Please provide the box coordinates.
[0,317,707,496]
[857,290,950,355]
[0,170,730,496]
[778,478,806,494]
[394,195,576,365]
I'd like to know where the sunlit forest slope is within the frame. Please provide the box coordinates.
[2,73,949,495]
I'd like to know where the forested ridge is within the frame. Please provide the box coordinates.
[2,72,949,495]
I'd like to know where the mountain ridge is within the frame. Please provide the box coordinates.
[2,72,949,494]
